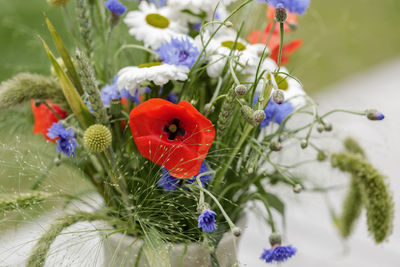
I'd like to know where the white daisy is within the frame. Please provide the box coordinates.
[167,0,236,15]
[251,61,307,108]
[124,2,188,49]
[198,30,265,78]
[117,62,189,95]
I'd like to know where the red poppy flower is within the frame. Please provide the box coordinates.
[269,37,303,65]
[249,22,303,65]
[129,98,215,178]
[31,100,67,142]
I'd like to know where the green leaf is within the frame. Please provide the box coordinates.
[40,37,94,128]
[45,16,84,95]
[261,191,285,216]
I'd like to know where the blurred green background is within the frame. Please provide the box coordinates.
[1,0,400,91]
[0,0,399,223]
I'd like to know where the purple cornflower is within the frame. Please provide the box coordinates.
[260,245,297,263]
[157,161,211,191]
[198,209,217,233]
[258,0,310,15]
[104,0,126,16]
[157,37,200,68]
[47,122,78,157]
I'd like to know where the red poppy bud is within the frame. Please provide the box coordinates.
[129,99,215,178]
[31,100,67,142]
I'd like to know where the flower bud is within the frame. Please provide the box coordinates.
[272,90,285,104]
[324,123,332,132]
[300,139,308,149]
[269,141,282,151]
[54,157,62,167]
[293,184,303,193]
[225,21,233,28]
[83,124,112,152]
[241,105,258,126]
[366,109,385,121]
[275,4,288,23]
[269,233,282,246]
[235,84,247,96]
[317,151,327,162]
[232,227,242,237]
[316,124,325,133]
[288,22,298,31]
[47,0,70,7]
[253,110,266,123]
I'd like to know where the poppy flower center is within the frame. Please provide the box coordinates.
[163,118,186,141]
[145,13,170,29]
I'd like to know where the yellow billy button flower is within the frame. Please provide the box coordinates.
[83,124,112,152]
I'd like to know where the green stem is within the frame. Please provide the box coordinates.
[114,44,159,59]
[214,125,254,191]
[321,109,366,119]
[277,22,284,72]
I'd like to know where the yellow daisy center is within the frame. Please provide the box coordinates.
[267,74,289,90]
[138,62,163,68]
[145,13,170,29]
[221,40,247,51]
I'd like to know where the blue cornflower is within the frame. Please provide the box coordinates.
[254,96,294,128]
[47,122,78,157]
[136,0,166,7]
[101,76,136,106]
[261,100,293,128]
[101,76,120,107]
[260,245,297,263]
[157,161,212,191]
[198,209,217,233]
[104,0,126,16]
[166,93,178,104]
[258,0,310,15]
[157,168,182,191]
[157,37,200,69]
[185,162,212,188]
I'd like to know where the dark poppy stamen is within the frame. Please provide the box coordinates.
[164,118,186,140]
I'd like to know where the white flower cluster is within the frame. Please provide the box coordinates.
[117,0,307,110]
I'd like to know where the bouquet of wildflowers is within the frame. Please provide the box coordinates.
[0,0,394,266]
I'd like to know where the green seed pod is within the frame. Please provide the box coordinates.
[83,124,112,152]
[338,177,363,238]
[331,153,394,243]
[47,0,70,7]
[0,73,65,111]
